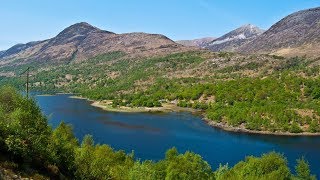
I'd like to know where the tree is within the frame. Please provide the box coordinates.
[295,157,316,180]
[50,122,78,175]
[129,161,158,180]
[165,147,178,160]
[0,86,52,165]
[74,135,95,179]
[74,135,134,179]
[221,152,291,180]
[165,148,214,180]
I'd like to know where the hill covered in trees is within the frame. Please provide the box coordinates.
[0,86,316,179]
[2,50,320,134]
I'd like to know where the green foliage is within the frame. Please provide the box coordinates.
[74,136,134,179]
[164,148,214,180]
[308,120,320,133]
[289,122,303,133]
[71,71,320,133]
[295,157,316,180]
[217,152,291,180]
[0,86,51,165]
[214,164,229,180]
[128,160,161,180]
[3,51,320,134]
[49,122,78,175]
[275,56,308,71]
[0,86,316,179]
[128,147,215,180]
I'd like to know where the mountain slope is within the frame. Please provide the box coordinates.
[0,41,44,59]
[239,7,320,57]
[176,37,216,47]
[205,24,264,52]
[0,22,190,64]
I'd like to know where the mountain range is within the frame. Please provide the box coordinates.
[0,6,319,68]
[178,7,320,57]
[0,22,191,65]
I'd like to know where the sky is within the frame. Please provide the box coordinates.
[0,0,320,50]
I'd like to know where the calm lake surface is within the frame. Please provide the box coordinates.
[35,94,320,176]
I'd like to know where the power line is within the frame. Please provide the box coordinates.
[20,67,30,98]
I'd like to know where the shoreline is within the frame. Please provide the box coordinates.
[69,95,320,136]
[70,96,198,113]
[35,94,55,97]
[203,118,320,136]
[91,100,199,113]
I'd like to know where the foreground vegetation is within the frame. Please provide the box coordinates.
[0,86,317,179]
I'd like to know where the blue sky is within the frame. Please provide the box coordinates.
[1,0,319,50]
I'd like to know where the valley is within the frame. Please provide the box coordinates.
[0,4,320,179]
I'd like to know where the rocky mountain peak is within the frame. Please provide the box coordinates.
[237,24,264,35]
[204,24,264,51]
[46,22,114,47]
[58,22,109,36]
[211,24,264,45]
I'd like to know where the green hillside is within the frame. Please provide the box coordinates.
[1,51,320,134]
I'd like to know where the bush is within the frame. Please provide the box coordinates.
[289,122,303,133]
[308,121,320,133]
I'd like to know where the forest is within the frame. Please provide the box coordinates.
[0,86,316,179]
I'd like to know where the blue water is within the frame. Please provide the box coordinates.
[35,94,320,176]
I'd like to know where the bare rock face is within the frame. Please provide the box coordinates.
[239,7,320,57]
[204,24,264,52]
[0,22,189,64]
[176,37,216,48]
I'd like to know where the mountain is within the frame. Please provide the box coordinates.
[0,41,44,59]
[204,24,264,52]
[0,22,190,64]
[239,7,320,57]
[176,37,216,47]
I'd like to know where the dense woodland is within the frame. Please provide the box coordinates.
[0,86,316,179]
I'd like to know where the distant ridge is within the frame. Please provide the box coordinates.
[176,37,216,47]
[0,22,191,64]
[204,24,264,52]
